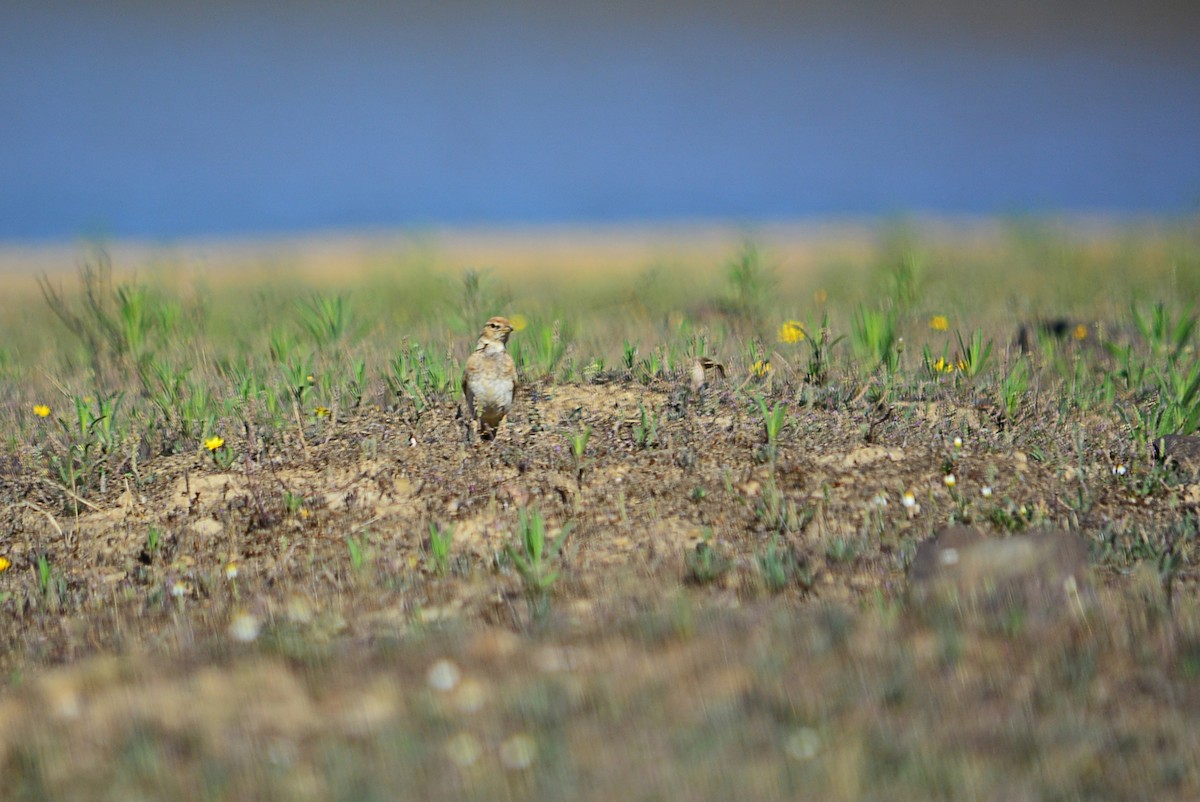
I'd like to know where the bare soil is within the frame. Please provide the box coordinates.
[2,378,1199,800]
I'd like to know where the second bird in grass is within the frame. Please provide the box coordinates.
[462,316,517,442]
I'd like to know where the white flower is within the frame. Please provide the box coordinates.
[427,659,462,692]
[981,486,993,497]
[953,436,963,448]
[870,492,888,507]
[228,611,261,643]
[943,474,956,488]
[784,727,821,760]
[1113,464,1126,476]
[901,492,916,508]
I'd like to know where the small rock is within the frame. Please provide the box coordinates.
[469,627,520,661]
[815,446,903,469]
[190,518,223,538]
[548,473,575,502]
[497,482,530,507]
[675,448,698,469]
[419,604,462,624]
[907,526,986,581]
[1154,435,1200,472]
[908,526,1094,628]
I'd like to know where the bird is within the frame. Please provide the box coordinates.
[690,356,726,393]
[462,316,517,442]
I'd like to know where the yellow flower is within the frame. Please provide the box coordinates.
[204,436,225,451]
[224,561,239,580]
[314,406,331,418]
[751,359,772,378]
[929,315,949,331]
[777,320,806,344]
[1073,324,1088,341]
[509,314,528,332]
[0,556,10,572]
[932,357,955,373]
[957,359,969,372]
[33,404,50,418]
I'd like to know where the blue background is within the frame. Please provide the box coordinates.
[3,0,1199,240]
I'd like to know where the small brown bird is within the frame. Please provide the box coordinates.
[462,316,517,442]
[690,356,726,393]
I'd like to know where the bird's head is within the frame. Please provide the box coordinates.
[480,316,514,345]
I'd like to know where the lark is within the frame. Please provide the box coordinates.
[462,316,517,442]
[690,356,726,393]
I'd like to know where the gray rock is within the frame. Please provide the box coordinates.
[1154,434,1200,472]
[908,526,1094,629]
[907,526,987,582]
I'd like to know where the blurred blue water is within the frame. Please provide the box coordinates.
[3,0,1199,241]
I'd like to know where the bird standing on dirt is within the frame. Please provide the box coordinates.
[462,316,517,442]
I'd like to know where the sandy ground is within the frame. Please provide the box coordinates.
[0,215,1149,280]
